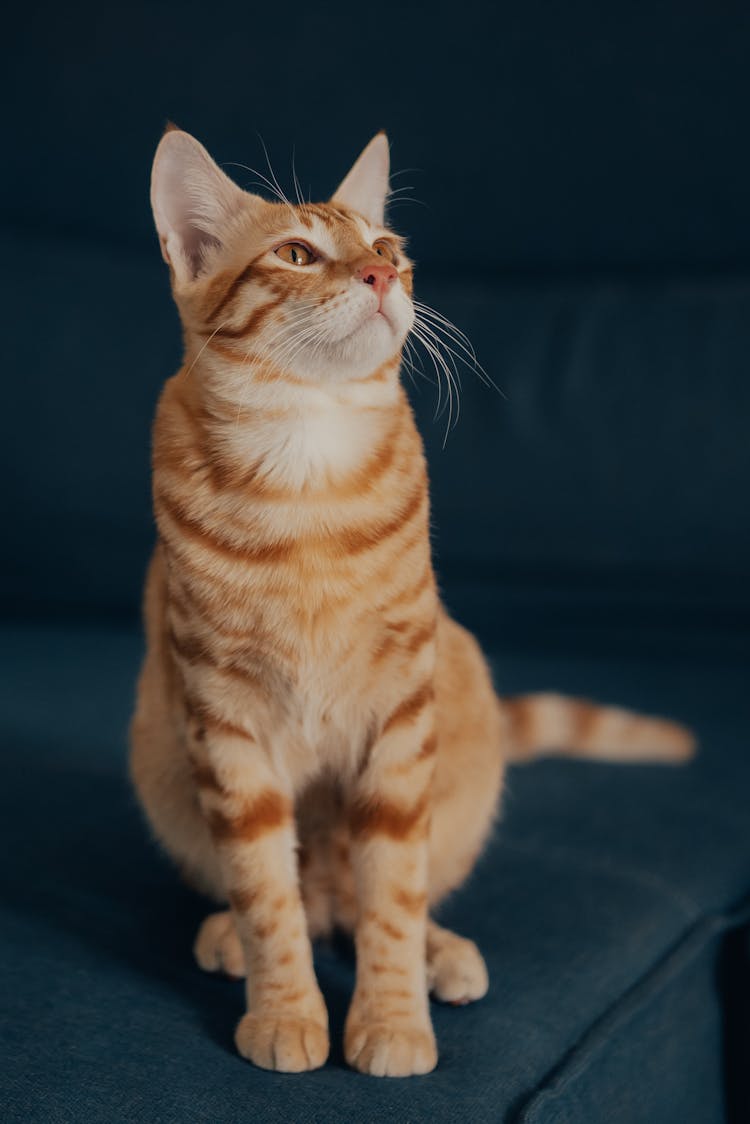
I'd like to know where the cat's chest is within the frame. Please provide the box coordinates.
[219,401,383,491]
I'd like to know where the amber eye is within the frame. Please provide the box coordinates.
[275,242,315,266]
[373,239,398,265]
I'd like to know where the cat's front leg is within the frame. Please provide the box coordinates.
[344,684,438,1077]
[190,715,328,1072]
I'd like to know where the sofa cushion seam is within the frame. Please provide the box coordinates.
[510,892,750,1124]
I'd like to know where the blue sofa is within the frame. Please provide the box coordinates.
[2,3,749,1120]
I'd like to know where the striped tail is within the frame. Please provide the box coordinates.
[503,692,696,764]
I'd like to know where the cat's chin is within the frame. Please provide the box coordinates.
[343,308,396,351]
[301,314,405,383]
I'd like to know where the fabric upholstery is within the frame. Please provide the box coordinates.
[1,625,748,1122]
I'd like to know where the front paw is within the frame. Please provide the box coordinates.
[344,1015,437,1077]
[427,933,489,1005]
[235,1012,329,1072]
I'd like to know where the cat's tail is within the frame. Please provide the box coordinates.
[503,692,696,764]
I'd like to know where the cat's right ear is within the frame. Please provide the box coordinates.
[150,126,251,284]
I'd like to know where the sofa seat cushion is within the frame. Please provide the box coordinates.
[0,622,747,1122]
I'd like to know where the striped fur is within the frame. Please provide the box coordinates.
[130,129,694,1078]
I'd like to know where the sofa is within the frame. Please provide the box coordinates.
[2,3,749,1120]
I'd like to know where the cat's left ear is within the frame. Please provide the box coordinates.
[331,132,390,226]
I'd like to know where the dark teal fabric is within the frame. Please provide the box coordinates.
[518,918,745,1124]
[1,624,748,1122]
[6,3,750,271]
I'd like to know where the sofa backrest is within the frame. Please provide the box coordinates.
[3,2,749,633]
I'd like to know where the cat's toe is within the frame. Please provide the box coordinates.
[428,935,488,1005]
[345,1021,437,1077]
[235,1013,329,1072]
[193,911,245,979]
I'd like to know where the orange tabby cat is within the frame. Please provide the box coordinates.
[130,127,694,1077]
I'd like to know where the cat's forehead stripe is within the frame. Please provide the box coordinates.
[301,206,375,257]
[301,203,359,229]
[294,203,395,249]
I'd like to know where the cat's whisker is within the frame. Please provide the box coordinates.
[258,136,291,206]
[225,153,299,227]
[401,338,423,392]
[412,302,506,398]
[244,307,319,368]
[252,311,326,377]
[259,135,302,227]
[387,195,427,211]
[412,305,480,369]
[226,309,321,426]
[307,334,330,376]
[231,321,321,428]
[413,314,481,383]
[412,301,479,362]
[280,323,330,373]
[291,147,307,208]
[233,327,308,395]
[409,324,448,426]
[419,330,463,441]
[186,320,232,378]
[414,315,500,403]
[247,327,321,395]
[410,322,463,443]
[403,337,429,383]
[251,308,318,362]
[413,321,464,413]
[386,185,426,209]
[414,317,464,385]
[223,161,283,200]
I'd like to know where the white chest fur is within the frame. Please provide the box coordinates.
[215,378,398,492]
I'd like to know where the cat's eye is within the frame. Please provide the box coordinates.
[373,239,398,265]
[275,242,315,266]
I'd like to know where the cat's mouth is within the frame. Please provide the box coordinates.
[334,304,395,345]
[365,296,402,334]
[311,295,412,375]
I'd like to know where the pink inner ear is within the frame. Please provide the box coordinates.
[176,223,222,278]
[151,131,246,281]
[155,153,224,277]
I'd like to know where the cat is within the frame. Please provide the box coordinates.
[130,126,694,1077]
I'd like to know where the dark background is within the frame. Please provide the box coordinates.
[2,1,750,650]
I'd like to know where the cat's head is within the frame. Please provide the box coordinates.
[151,128,414,383]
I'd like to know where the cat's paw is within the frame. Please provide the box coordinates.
[235,1012,329,1073]
[193,911,245,979]
[427,933,488,1005]
[344,1019,437,1077]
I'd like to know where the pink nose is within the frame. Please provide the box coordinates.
[358,261,397,297]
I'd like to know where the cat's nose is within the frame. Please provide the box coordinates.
[358,261,397,297]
